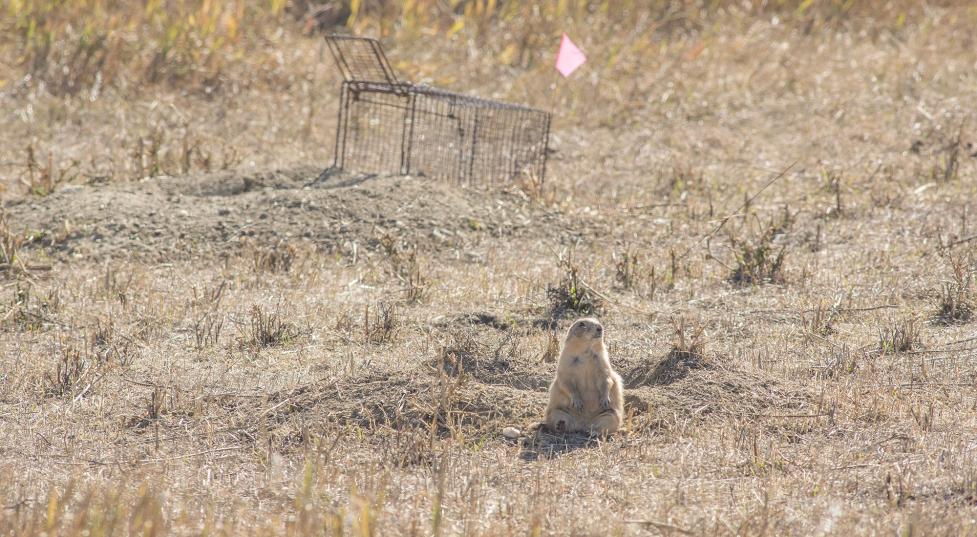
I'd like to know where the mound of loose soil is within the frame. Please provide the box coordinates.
[4,167,592,262]
[625,347,719,386]
[140,311,813,458]
[621,350,812,421]
[238,367,547,448]
[429,320,554,391]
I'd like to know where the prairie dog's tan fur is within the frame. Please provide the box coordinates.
[544,318,624,435]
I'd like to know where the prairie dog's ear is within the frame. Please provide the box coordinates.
[566,319,584,337]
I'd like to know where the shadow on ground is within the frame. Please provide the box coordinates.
[517,428,602,461]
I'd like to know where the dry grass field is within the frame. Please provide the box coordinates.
[3,1,977,535]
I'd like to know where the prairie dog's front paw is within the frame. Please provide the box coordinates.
[600,395,611,409]
[571,395,583,410]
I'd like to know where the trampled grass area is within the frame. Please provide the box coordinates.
[3,1,977,535]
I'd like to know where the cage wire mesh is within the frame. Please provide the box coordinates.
[325,35,551,185]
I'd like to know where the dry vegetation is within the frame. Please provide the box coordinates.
[4,0,977,535]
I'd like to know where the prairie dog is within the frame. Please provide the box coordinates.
[544,317,624,435]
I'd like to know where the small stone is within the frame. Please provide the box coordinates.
[502,427,521,439]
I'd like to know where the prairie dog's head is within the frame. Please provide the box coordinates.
[563,317,604,351]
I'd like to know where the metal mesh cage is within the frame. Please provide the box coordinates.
[326,35,399,85]
[326,35,551,185]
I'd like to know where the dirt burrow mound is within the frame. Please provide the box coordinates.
[245,368,547,448]
[625,347,719,386]
[429,314,556,390]
[4,167,587,262]
[520,348,814,459]
[620,351,813,421]
[233,328,811,450]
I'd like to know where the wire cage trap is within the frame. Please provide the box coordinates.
[325,35,552,185]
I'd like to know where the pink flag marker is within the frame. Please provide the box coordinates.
[555,33,586,77]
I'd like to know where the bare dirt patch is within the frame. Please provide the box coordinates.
[619,346,814,423]
[4,167,591,262]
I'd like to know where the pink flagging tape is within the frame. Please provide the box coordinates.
[555,33,587,77]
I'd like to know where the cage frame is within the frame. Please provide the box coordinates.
[325,34,552,186]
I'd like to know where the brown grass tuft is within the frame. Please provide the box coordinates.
[0,208,24,275]
[877,318,921,355]
[547,247,603,318]
[935,251,975,325]
[239,304,301,353]
[364,301,398,345]
[728,213,793,286]
[248,239,299,274]
[42,341,91,398]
